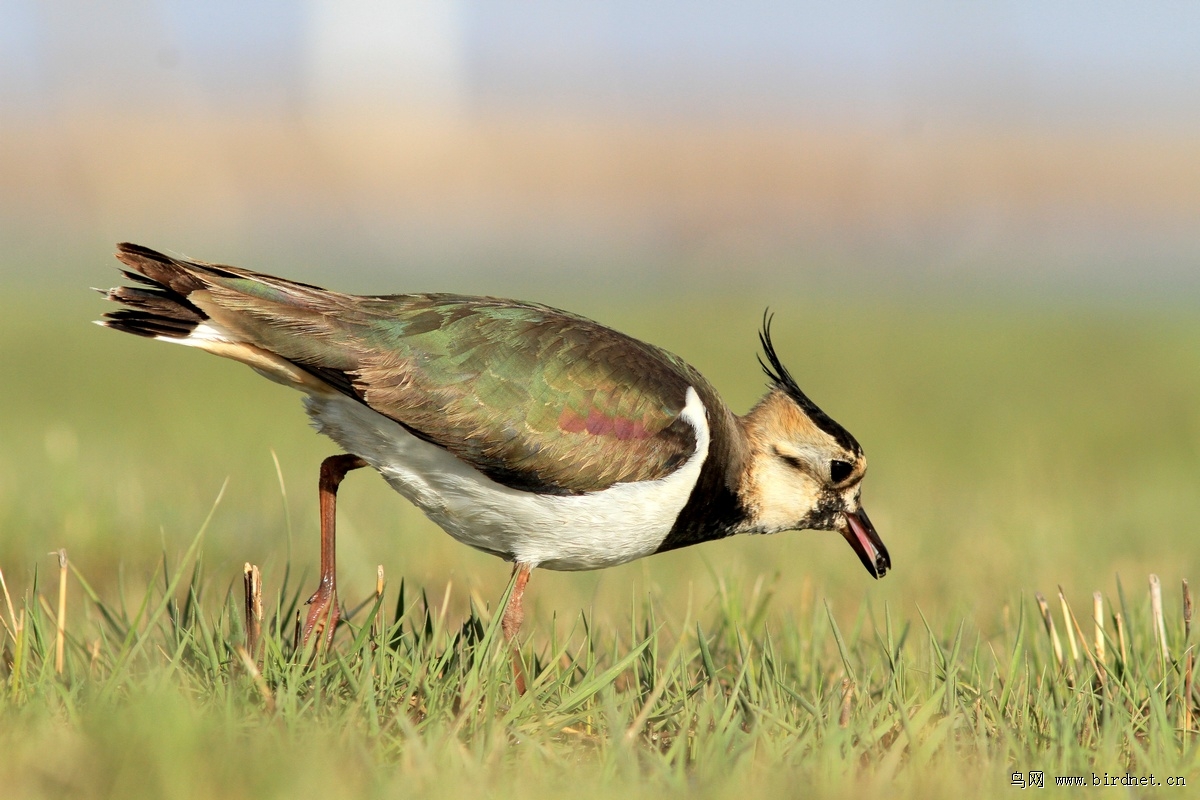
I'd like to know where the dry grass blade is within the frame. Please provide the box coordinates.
[243,563,262,661]
[1185,652,1195,740]
[1184,579,1193,641]
[1059,589,1105,686]
[235,645,275,713]
[4,607,25,698]
[88,638,101,674]
[1093,591,1105,665]
[373,564,385,642]
[1058,586,1079,663]
[1150,574,1168,665]
[1035,592,1064,668]
[838,678,854,728]
[0,565,17,641]
[54,549,67,675]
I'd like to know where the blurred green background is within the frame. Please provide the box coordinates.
[2,1,1199,635]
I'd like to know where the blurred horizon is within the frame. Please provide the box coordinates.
[3,1,1199,298]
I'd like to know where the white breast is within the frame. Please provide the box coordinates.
[303,388,711,571]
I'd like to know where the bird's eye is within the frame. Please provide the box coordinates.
[830,459,853,484]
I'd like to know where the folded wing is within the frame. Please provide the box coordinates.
[106,244,703,495]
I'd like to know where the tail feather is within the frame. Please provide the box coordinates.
[103,309,199,339]
[98,242,357,397]
[100,244,210,339]
[114,242,208,295]
[106,285,204,321]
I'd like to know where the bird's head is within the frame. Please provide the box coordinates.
[736,314,890,579]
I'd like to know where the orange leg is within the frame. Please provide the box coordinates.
[502,563,532,693]
[300,453,368,649]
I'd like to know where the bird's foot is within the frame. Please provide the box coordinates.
[299,581,339,651]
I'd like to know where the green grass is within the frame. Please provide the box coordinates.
[2,289,1199,798]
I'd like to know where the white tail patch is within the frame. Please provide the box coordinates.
[157,321,336,395]
[158,321,232,348]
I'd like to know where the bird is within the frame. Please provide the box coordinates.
[98,242,890,658]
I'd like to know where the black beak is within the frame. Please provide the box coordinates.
[841,507,890,579]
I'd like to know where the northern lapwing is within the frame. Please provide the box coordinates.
[99,243,889,654]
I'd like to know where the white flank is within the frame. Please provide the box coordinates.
[304,387,711,571]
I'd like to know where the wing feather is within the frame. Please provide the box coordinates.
[107,245,707,495]
[349,300,701,494]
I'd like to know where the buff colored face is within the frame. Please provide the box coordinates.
[738,390,866,535]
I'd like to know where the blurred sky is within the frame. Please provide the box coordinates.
[3,1,1199,297]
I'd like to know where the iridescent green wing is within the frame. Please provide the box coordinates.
[186,264,703,495]
[346,296,702,494]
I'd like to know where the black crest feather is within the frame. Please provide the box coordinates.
[757,310,862,455]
